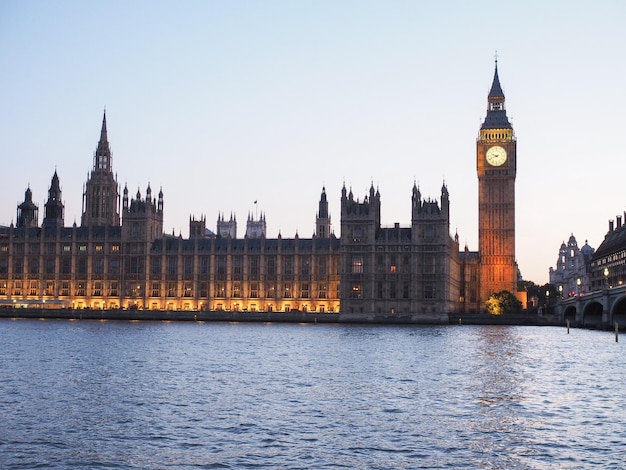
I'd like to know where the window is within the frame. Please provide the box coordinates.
[183,282,192,297]
[266,283,276,298]
[266,256,276,278]
[301,283,309,298]
[284,282,292,298]
[317,258,327,277]
[29,281,38,296]
[217,256,227,279]
[151,257,161,275]
[283,256,293,277]
[319,283,327,298]
[78,257,87,274]
[351,284,362,299]
[352,256,363,274]
[152,282,160,297]
[200,257,209,275]
[14,258,23,275]
[232,282,241,298]
[249,256,259,279]
[76,282,85,296]
[424,284,435,299]
[94,258,104,275]
[167,282,177,297]
[93,282,102,296]
[300,258,310,276]
[29,258,39,275]
[109,258,120,275]
[168,257,177,276]
[184,257,193,276]
[233,256,243,276]
[250,282,259,298]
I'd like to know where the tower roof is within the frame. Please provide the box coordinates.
[481,59,511,130]
[50,170,61,191]
[488,61,505,98]
[94,109,112,170]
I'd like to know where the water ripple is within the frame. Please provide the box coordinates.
[1,321,625,468]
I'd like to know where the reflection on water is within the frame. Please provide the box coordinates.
[0,320,625,469]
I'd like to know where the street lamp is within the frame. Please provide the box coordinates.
[577,278,581,296]
[559,285,563,299]
[604,267,609,288]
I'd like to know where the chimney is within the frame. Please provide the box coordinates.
[618,215,623,229]
[609,220,615,231]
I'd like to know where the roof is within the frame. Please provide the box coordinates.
[593,225,626,260]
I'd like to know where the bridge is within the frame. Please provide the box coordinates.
[556,284,626,328]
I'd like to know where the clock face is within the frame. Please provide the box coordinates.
[486,145,507,166]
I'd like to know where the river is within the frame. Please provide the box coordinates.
[0,319,624,468]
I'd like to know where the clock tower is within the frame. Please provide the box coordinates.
[477,60,518,303]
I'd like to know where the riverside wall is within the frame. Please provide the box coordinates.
[0,307,562,326]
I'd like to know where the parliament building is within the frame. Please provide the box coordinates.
[0,63,518,318]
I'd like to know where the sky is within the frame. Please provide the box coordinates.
[1,0,625,285]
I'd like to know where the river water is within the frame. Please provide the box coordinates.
[0,319,624,469]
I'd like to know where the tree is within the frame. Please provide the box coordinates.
[485,290,523,315]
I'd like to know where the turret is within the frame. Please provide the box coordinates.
[43,171,64,228]
[121,181,164,241]
[16,186,39,228]
[217,212,237,238]
[316,187,331,238]
[189,215,207,239]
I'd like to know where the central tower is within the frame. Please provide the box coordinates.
[477,60,518,302]
[81,110,120,227]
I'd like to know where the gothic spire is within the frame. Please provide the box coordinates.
[481,58,511,130]
[43,170,64,227]
[94,109,112,171]
[488,59,505,99]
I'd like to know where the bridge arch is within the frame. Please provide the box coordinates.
[610,294,626,327]
[563,305,577,325]
[582,301,604,328]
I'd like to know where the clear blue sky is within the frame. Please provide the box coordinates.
[1,0,625,285]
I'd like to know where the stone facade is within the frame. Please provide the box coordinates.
[549,234,594,297]
[339,183,461,321]
[1,63,515,316]
[590,215,626,291]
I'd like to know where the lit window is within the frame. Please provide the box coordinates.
[352,256,363,274]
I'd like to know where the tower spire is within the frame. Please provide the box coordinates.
[488,57,505,99]
[81,111,120,226]
[94,109,112,171]
[482,58,511,129]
